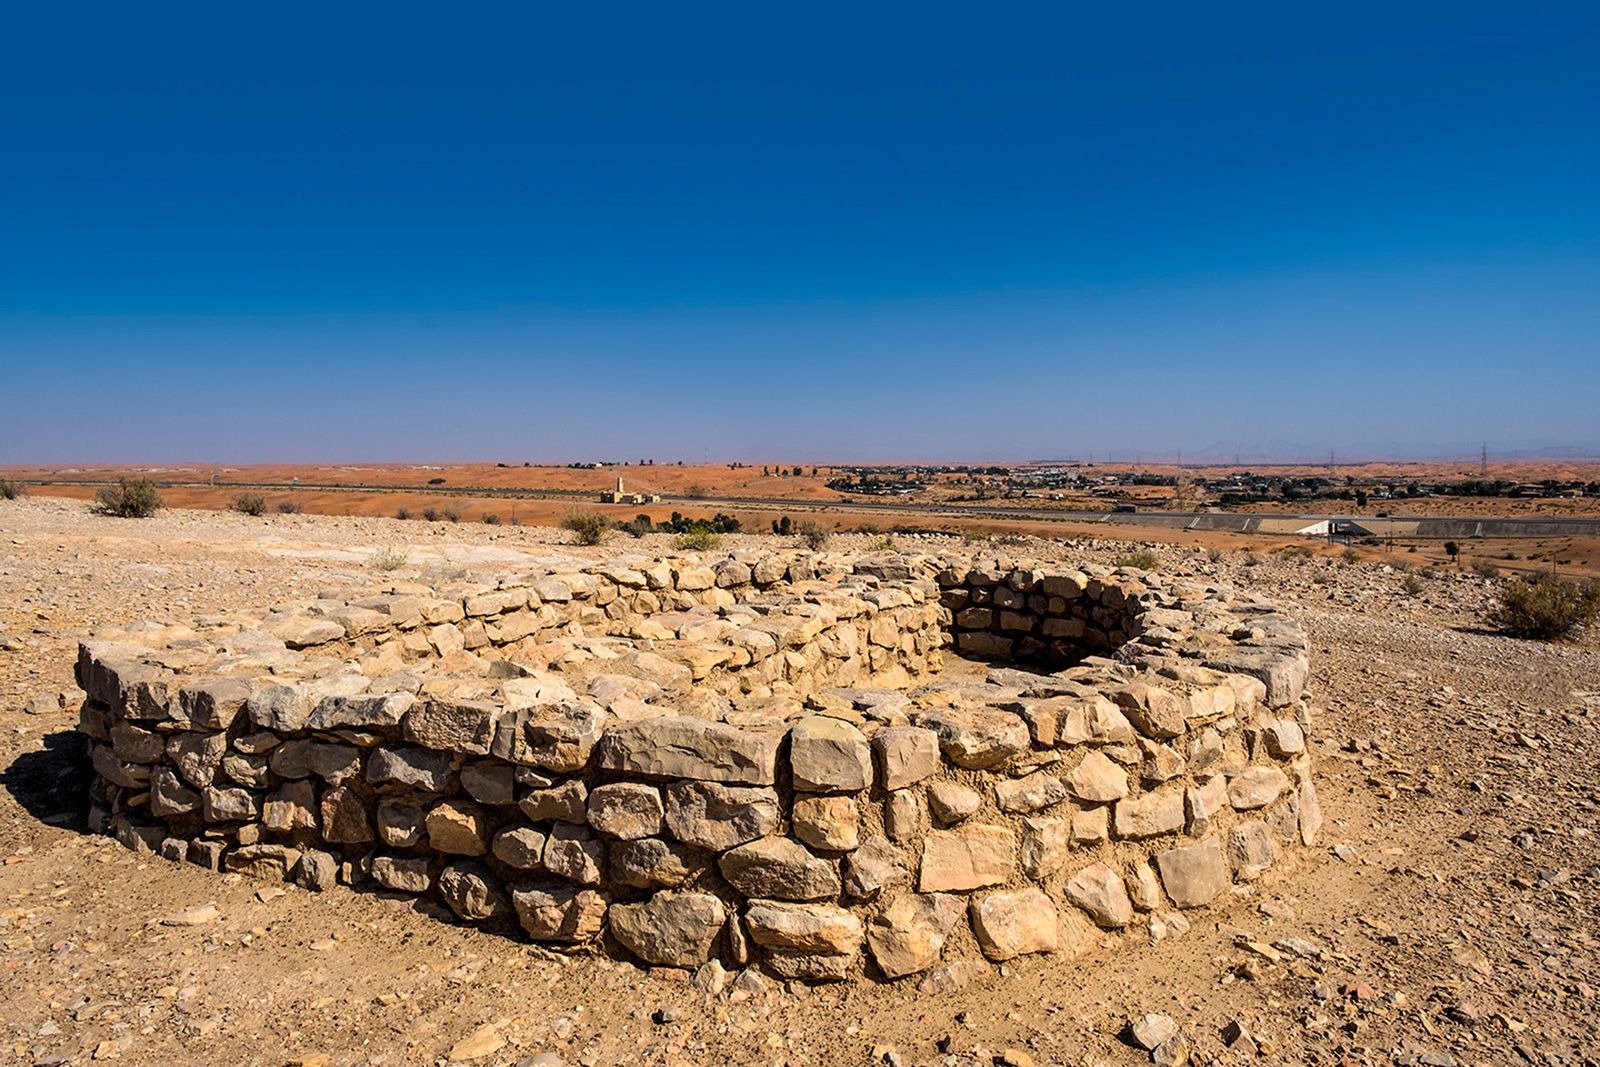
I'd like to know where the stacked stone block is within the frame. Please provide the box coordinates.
[940,564,1138,666]
[76,549,1319,985]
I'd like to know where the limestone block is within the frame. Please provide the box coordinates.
[663,780,779,850]
[866,892,964,979]
[610,891,726,966]
[872,726,941,790]
[1155,839,1230,908]
[719,837,839,901]
[918,824,1017,892]
[595,717,783,785]
[970,887,1059,960]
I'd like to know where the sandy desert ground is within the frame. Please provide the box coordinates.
[8,462,1600,582]
[1,496,1596,1067]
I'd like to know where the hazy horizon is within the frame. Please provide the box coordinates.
[4,4,1597,464]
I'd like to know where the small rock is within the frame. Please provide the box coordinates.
[448,1023,505,1060]
[1130,1013,1179,1051]
[692,959,728,996]
[158,902,220,927]
[515,1055,565,1067]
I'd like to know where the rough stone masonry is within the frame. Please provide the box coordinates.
[75,547,1318,985]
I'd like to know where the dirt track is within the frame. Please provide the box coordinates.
[1,496,1596,1067]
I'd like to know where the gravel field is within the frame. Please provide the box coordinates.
[1,496,1596,1067]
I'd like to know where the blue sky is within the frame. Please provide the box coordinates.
[3,2,1596,463]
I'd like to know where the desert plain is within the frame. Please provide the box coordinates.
[0,484,1596,1067]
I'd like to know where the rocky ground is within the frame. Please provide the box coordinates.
[1,495,1595,1067]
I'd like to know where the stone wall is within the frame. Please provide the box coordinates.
[75,549,1319,986]
[939,564,1142,667]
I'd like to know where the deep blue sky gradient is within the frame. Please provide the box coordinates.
[3,3,1596,462]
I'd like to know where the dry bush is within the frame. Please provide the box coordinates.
[231,492,267,516]
[94,477,162,518]
[676,526,721,551]
[482,513,501,525]
[562,510,610,546]
[441,505,461,523]
[1401,572,1426,596]
[1341,547,1360,564]
[369,548,410,572]
[872,535,898,552]
[0,478,25,500]
[276,500,303,514]
[1472,559,1501,579]
[421,506,441,522]
[1205,547,1225,563]
[1276,543,1314,559]
[1485,573,1600,640]
[1114,549,1158,570]
[394,506,412,521]
[796,520,830,550]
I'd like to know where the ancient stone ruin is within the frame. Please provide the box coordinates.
[76,549,1318,985]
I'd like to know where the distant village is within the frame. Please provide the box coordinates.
[821,464,1595,509]
[547,456,1597,512]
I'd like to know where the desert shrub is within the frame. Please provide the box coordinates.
[1485,573,1600,640]
[796,520,830,550]
[1205,547,1226,563]
[1114,549,1158,570]
[562,510,609,546]
[676,526,722,551]
[659,511,741,535]
[1276,543,1314,559]
[395,506,412,521]
[231,492,267,516]
[1242,551,1262,567]
[276,500,303,514]
[0,478,25,500]
[1472,559,1501,579]
[772,516,793,536]
[421,506,441,522]
[441,505,461,523]
[369,548,410,572]
[482,512,501,525]
[93,477,162,518]
[1401,572,1426,595]
[621,514,653,538]
[961,530,992,543]
[1341,547,1360,564]
[872,535,898,552]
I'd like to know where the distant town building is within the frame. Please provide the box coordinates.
[599,477,660,505]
